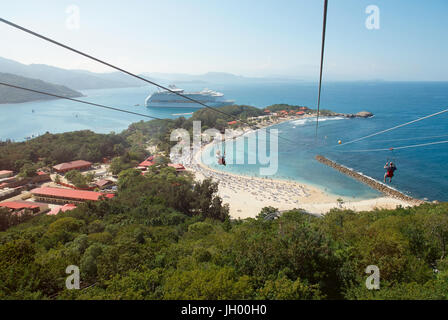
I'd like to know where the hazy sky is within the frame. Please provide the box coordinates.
[1,0,447,80]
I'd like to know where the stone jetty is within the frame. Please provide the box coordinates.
[315,155,425,205]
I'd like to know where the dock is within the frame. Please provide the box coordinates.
[315,155,425,205]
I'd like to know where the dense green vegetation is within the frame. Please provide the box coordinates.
[65,170,95,188]
[1,162,448,299]
[0,72,82,104]
[264,104,337,117]
[263,104,309,112]
[121,105,265,153]
[0,130,132,172]
[0,208,34,232]
[5,104,438,300]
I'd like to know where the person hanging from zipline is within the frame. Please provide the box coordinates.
[216,129,226,166]
[216,149,226,166]
[384,161,397,183]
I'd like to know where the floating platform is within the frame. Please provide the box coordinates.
[315,155,425,205]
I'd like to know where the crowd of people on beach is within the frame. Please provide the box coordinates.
[190,161,311,205]
[171,144,312,208]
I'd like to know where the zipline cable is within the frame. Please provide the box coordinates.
[369,133,448,143]
[338,108,448,146]
[335,140,448,153]
[0,18,235,121]
[315,0,328,138]
[0,82,164,121]
[0,17,299,144]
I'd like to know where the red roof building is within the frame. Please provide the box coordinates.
[31,187,114,204]
[0,200,48,214]
[296,111,305,115]
[227,120,238,125]
[0,170,13,179]
[94,179,114,189]
[264,110,271,113]
[168,163,186,172]
[0,201,39,210]
[53,160,92,173]
[48,203,77,215]
[139,156,156,168]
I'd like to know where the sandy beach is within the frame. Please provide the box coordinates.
[172,124,416,218]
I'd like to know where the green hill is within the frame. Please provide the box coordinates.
[0,72,82,104]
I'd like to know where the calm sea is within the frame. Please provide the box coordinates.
[1,81,447,201]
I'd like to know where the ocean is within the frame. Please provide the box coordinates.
[1,81,447,201]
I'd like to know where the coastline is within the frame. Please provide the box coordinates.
[181,118,417,218]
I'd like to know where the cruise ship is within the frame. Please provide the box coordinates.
[145,85,234,108]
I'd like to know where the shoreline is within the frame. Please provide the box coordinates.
[178,118,418,218]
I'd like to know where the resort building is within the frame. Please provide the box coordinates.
[138,156,156,169]
[0,187,22,201]
[137,156,185,174]
[0,170,13,179]
[33,171,51,183]
[48,203,77,215]
[31,187,114,205]
[0,200,49,214]
[53,160,92,173]
[94,179,114,189]
[168,163,186,173]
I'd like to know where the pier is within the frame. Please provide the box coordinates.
[315,155,425,205]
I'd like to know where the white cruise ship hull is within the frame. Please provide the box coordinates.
[145,86,234,108]
[146,101,234,108]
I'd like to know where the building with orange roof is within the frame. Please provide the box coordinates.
[31,187,114,205]
[0,170,13,179]
[0,200,48,214]
[48,203,77,215]
[53,160,92,173]
[139,156,156,168]
[168,163,186,173]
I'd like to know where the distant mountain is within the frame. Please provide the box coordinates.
[0,57,144,90]
[141,71,300,84]
[0,72,82,104]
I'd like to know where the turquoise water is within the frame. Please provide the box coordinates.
[202,82,448,201]
[200,119,383,200]
[0,86,195,141]
[1,81,447,201]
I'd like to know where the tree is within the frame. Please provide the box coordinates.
[65,170,89,188]
[18,162,38,178]
[257,206,279,220]
[258,276,322,300]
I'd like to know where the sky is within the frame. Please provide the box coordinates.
[1,0,448,81]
